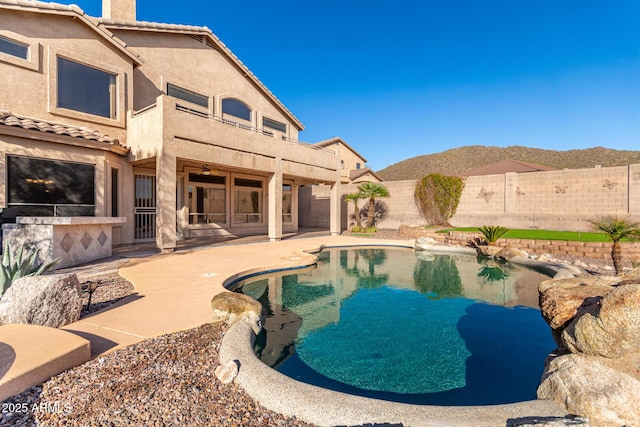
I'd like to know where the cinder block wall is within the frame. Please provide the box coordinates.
[298,164,640,233]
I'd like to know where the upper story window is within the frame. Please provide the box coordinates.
[57,57,116,119]
[222,98,251,121]
[167,83,209,109]
[263,117,286,133]
[0,35,28,60]
[356,163,362,169]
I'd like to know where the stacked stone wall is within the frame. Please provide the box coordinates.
[398,225,640,263]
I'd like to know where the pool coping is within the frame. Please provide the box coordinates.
[219,243,572,427]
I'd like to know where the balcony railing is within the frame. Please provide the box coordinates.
[174,103,337,155]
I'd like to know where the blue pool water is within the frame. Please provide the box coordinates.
[233,248,556,406]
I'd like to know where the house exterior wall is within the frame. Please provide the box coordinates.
[0,0,344,254]
[116,30,299,141]
[0,132,134,244]
[0,10,134,141]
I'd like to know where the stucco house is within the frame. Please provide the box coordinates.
[0,0,342,256]
[315,137,382,184]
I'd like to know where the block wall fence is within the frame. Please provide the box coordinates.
[298,164,640,233]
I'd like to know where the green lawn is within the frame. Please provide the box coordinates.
[436,227,617,243]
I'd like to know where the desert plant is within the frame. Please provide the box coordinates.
[414,173,465,226]
[589,216,640,275]
[357,182,390,228]
[1,241,58,298]
[344,192,363,230]
[478,225,508,246]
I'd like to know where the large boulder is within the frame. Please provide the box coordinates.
[561,283,640,358]
[538,276,619,331]
[495,245,529,261]
[0,273,83,328]
[476,245,502,258]
[211,292,265,334]
[414,237,440,250]
[538,353,640,427]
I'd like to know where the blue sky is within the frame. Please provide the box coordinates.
[75,0,640,171]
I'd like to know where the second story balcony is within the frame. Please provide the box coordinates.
[128,96,339,181]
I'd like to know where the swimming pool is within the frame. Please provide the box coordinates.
[232,247,555,406]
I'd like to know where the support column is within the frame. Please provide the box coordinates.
[156,151,177,252]
[329,180,341,236]
[630,164,640,215]
[268,158,283,241]
[504,172,516,214]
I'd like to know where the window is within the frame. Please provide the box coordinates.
[188,173,226,224]
[7,156,95,216]
[222,98,251,121]
[283,184,293,223]
[111,168,119,217]
[233,178,262,223]
[57,57,116,119]
[356,163,362,169]
[0,35,28,60]
[263,117,286,133]
[167,83,209,109]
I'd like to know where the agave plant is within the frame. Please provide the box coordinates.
[478,225,509,246]
[1,241,58,298]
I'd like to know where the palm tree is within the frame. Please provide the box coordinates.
[357,182,390,229]
[344,192,363,230]
[590,216,640,275]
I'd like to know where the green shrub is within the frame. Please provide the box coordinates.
[414,173,465,226]
[478,225,509,246]
[1,241,58,298]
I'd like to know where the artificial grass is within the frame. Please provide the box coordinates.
[436,227,617,243]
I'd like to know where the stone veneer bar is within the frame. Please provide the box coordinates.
[2,216,125,269]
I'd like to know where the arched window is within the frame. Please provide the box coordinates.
[222,98,251,121]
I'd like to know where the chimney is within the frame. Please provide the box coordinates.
[102,0,136,21]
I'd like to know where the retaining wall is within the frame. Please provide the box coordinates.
[398,225,640,263]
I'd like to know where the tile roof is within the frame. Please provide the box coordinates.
[0,0,142,64]
[349,168,382,182]
[0,110,126,149]
[462,159,557,176]
[315,137,368,163]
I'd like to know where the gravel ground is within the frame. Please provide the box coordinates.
[2,323,314,427]
[0,232,624,426]
[80,273,135,317]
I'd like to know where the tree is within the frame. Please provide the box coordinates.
[357,182,390,228]
[344,192,363,230]
[590,216,640,275]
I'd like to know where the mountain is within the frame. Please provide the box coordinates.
[376,146,640,181]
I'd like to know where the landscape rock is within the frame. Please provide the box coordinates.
[495,246,529,261]
[0,273,82,328]
[414,237,440,250]
[214,360,239,384]
[476,245,502,257]
[508,415,589,426]
[538,276,618,330]
[535,253,556,263]
[537,353,640,427]
[211,292,265,334]
[561,283,640,358]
